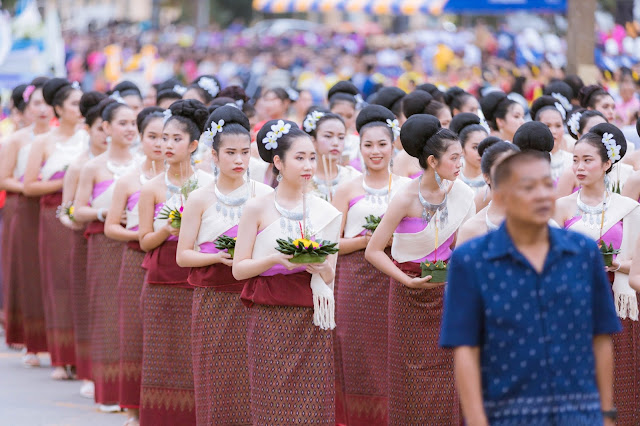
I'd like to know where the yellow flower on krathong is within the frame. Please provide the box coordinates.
[69,206,75,216]
[169,211,176,220]
[293,238,320,249]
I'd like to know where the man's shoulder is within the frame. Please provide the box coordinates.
[549,226,600,255]
[453,231,494,259]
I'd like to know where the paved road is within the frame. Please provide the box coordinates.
[0,339,126,426]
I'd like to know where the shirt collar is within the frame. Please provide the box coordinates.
[485,221,579,261]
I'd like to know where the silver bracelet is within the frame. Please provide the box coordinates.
[96,208,107,222]
[611,263,621,272]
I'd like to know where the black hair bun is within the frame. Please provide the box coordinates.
[42,78,70,106]
[477,136,504,157]
[480,91,508,123]
[402,91,433,119]
[111,80,141,97]
[589,123,628,163]
[256,119,300,163]
[512,121,554,153]
[169,99,209,132]
[205,105,250,132]
[136,106,164,130]
[157,77,184,92]
[79,91,107,118]
[328,81,359,100]
[416,83,445,102]
[443,87,466,106]
[355,105,395,133]
[578,85,606,108]
[449,112,481,135]
[636,116,640,140]
[543,81,573,108]
[11,84,28,110]
[530,95,566,121]
[400,114,441,158]
[371,87,405,111]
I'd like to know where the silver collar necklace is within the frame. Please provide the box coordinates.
[215,182,249,222]
[576,189,609,230]
[418,175,448,227]
[106,158,136,180]
[362,175,390,205]
[274,189,310,237]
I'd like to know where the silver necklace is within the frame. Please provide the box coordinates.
[274,190,310,237]
[485,202,499,231]
[362,176,390,205]
[215,183,249,222]
[418,175,448,227]
[576,189,608,230]
[106,158,135,180]
[164,169,196,201]
[312,166,342,200]
[550,151,566,181]
[459,171,486,189]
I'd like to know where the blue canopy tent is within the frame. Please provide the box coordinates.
[443,0,566,14]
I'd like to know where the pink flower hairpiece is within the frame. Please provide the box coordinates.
[23,85,36,103]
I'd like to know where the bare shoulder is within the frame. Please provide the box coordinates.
[334,174,362,199]
[245,191,274,214]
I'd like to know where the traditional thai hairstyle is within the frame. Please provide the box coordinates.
[256,119,308,174]
[164,99,210,142]
[200,105,251,151]
[42,77,82,118]
[512,121,554,157]
[444,87,476,114]
[327,81,364,110]
[577,123,627,174]
[478,136,520,177]
[479,91,518,131]
[136,106,164,134]
[110,80,142,102]
[79,91,108,127]
[578,85,611,109]
[302,108,345,138]
[188,75,222,104]
[101,98,130,123]
[449,113,488,148]
[416,83,445,103]
[400,114,458,170]
[542,80,573,113]
[564,74,584,103]
[370,87,406,118]
[355,104,398,141]
[11,84,29,113]
[402,90,448,120]
[530,95,567,122]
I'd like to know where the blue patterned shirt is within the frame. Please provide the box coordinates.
[440,223,621,425]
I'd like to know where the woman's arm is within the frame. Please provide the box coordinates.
[138,183,173,252]
[364,191,433,289]
[23,138,62,196]
[332,180,369,255]
[232,198,293,281]
[59,159,85,230]
[0,137,24,193]
[621,171,640,202]
[104,178,138,242]
[73,163,102,223]
[176,191,231,268]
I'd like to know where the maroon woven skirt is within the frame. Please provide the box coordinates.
[387,261,459,425]
[2,193,22,346]
[14,195,47,353]
[336,249,390,425]
[191,285,251,425]
[117,243,146,409]
[612,298,640,426]
[140,281,196,426]
[70,227,91,380]
[38,193,76,366]
[87,227,124,405]
[246,294,334,425]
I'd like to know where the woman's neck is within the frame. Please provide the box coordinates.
[364,166,391,187]
[33,121,50,135]
[142,158,162,178]
[56,120,76,139]
[551,140,561,154]
[276,180,305,208]
[217,171,246,193]
[581,177,607,203]
[500,129,513,142]
[487,199,505,220]
[462,161,481,179]
[89,143,106,158]
[107,143,133,163]
[166,160,194,184]
[316,154,339,180]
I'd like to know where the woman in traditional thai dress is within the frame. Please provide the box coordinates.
[449,113,489,207]
[176,106,273,425]
[305,110,361,202]
[479,91,525,142]
[443,87,480,117]
[23,78,85,379]
[233,120,342,424]
[365,114,475,425]
[327,81,363,169]
[332,105,410,425]
[103,107,164,425]
[58,91,110,397]
[137,99,213,425]
[0,77,52,366]
[74,99,138,411]
[554,123,640,426]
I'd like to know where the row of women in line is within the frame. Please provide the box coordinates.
[0,74,639,426]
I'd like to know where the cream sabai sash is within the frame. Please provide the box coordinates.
[569,193,640,320]
[392,179,475,263]
[125,193,140,230]
[195,180,273,248]
[91,182,115,211]
[40,130,87,181]
[14,143,32,179]
[609,162,634,192]
[252,195,342,330]
[344,176,411,238]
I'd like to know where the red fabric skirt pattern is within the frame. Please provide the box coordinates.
[15,196,47,353]
[2,194,23,346]
[387,261,460,425]
[246,303,335,425]
[38,199,76,366]
[70,229,91,380]
[612,298,640,426]
[87,232,124,405]
[117,245,146,409]
[140,282,196,426]
[336,249,390,425]
[191,287,251,425]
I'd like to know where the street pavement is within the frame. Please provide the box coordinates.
[0,339,126,426]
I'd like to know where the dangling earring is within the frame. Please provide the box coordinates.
[604,174,611,191]
[106,136,112,144]
[246,165,251,182]
[276,173,283,183]
[214,165,219,182]
[434,170,443,187]
[389,155,394,174]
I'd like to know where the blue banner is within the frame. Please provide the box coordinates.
[443,0,566,13]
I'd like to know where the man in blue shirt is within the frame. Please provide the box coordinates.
[440,150,621,426]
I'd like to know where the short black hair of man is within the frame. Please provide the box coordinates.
[492,150,551,190]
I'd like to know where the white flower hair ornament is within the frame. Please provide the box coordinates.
[551,92,572,111]
[567,111,581,136]
[200,119,225,147]
[162,109,173,124]
[386,118,401,139]
[553,102,567,120]
[110,91,126,104]
[71,81,81,91]
[262,120,291,151]
[601,132,622,163]
[173,85,187,96]
[354,93,365,109]
[286,88,299,102]
[198,77,220,98]
[303,111,325,133]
